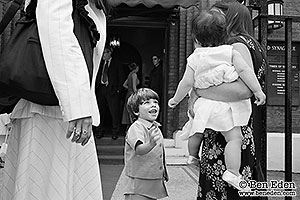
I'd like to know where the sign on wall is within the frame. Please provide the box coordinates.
[267,42,299,106]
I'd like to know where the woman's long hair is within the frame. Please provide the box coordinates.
[225,2,254,37]
[211,2,254,38]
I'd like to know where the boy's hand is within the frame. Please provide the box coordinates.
[149,131,161,146]
[254,91,266,106]
[168,98,177,108]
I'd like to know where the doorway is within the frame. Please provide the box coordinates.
[107,18,168,135]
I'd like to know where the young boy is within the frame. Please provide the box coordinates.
[124,88,168,200]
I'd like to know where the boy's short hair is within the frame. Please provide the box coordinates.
[192,10,227,47]
[127,88,159,120]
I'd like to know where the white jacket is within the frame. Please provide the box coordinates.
[27,0,106,126]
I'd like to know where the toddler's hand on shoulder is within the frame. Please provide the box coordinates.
[168,98,177,108]
[254,91,266,106]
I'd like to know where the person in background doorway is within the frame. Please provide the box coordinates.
[122,62,140,131]
[124,88,168,200]
[149,55,163,123]
[95,46,124,140]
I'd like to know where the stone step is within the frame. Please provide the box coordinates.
[165,146,188,157]
[166,156,188,166]
[95,136,125,146]
[98,155,124,165]
[96,136,125,165]
[97,145,124,156]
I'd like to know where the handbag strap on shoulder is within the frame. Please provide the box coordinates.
[0,0,24,35]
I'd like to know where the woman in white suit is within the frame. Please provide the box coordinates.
[1,0,106,199]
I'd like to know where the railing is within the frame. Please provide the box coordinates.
[253,10,300,200]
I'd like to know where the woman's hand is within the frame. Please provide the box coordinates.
[66,117,92,146]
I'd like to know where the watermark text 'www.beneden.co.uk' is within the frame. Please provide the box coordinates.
[238,180,297,197]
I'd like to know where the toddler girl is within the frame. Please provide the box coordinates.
[168,10,266,191]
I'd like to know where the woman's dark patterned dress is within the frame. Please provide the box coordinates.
[197,34,268,200]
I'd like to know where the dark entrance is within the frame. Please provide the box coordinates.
[104,5,172,136]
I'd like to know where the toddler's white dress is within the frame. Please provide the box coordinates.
[180,45,251,140]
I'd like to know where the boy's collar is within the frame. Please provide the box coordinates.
[137,118,161,130]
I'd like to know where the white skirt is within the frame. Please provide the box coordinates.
[180,98,251,140]
[0,101,103,200]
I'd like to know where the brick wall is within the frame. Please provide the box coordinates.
[166,16,179,138]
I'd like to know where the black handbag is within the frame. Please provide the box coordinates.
[0,17,58,105]
[0,0,58,106]
[0,0,96,110]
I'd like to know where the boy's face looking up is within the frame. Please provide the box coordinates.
[138,98,160,122]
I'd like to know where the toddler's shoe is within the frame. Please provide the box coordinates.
[186,155,200,167]
[222,170,251,192]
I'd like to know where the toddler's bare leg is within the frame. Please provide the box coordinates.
[188,132,204,159]
[221,126,243,176]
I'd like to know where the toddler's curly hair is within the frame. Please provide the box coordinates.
[192,10,227,47]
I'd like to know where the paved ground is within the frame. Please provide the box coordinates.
[100,164,124,200]
[1,134,299,200]
[266,171,300,200]
[108,164,199,200]
[1,164,299,200]
[100,164,300,200]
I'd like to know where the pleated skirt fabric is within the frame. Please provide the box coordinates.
[0,112,103,200]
